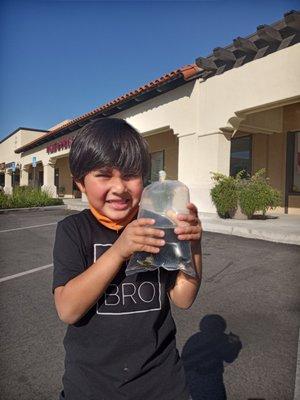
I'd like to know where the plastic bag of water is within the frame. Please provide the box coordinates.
[126,171,196,277]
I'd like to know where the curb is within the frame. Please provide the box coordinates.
[202,221,300,246]
[0,205,68,214]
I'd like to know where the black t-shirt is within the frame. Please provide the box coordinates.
[53,209,189,400]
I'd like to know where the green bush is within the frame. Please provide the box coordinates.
[210,169,281,219]
[238,170,281,218]
[210,172,239,218]
[0,186,63,209]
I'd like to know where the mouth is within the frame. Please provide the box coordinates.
[106,199,130,211]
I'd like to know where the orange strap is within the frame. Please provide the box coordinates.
[89,204,138,231]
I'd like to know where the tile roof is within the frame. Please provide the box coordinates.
[15,64,200,154]
[195,10,300,79]
[14,10,299,154]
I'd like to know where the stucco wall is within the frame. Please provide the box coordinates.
[55,157,73,196]
[284,103,300,214]
[0,132,22,165]
[146,130,178,180]
[20,133,76,168]
[198,44,300,135]
[0,130,46,166]
[250,102,300,214]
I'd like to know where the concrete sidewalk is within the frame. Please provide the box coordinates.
[199,211,300,246]
[63,199,300,246]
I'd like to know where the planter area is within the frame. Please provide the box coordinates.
[210,169,281,220]
[0,186,63,209]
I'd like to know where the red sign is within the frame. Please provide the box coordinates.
[47,137,74,154]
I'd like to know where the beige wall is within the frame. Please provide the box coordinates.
[55,157,73,196]
[0,129,46,166]
[284,103,300,213]
[27,162,44,186]
[146,130,178,180]
[250,102,300,214]
[252,114,290,196]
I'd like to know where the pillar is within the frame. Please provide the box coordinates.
[4,171,13,195]
[81,192,88,203]
[42,162,57,198]
[20,167,29,187]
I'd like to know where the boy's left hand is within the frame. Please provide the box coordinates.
[168,203,202,245]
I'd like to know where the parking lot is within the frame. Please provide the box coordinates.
[0,208,299,400]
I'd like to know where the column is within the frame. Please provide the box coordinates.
[4,171,13,195]
[20,167,29,187]
[42,162,57,198]
[81,192,88,203]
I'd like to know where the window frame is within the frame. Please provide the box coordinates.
[230,134,253,177]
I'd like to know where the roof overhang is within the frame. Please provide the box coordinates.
[14,65,201,154]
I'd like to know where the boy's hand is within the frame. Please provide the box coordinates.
[112,218,165,262]
[168,203,202,246]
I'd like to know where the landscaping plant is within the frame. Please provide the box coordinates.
[0,186,63,209]
[210,169,281,219]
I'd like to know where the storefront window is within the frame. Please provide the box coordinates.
[0,173,4,188]
[149,151,164,183]
[292,132,300,193]
[230,136,252,177]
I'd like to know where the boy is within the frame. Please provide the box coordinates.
[53,118,202,400]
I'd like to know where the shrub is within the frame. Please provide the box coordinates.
[210,169,281,219]
[238,169,281,218]
[210,172,239,218]
[0,186,63,209]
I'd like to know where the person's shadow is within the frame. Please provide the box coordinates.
[181,314,242,400]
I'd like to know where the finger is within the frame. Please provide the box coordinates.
[187,203,198,214]
[138,245,161,254]
[132,218,155,226]
[134,236,165,247]
[133,227,165,238]
[174,225,201,235]
[177,233,202,241]
[176,214,198,224]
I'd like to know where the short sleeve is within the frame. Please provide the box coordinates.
[52,218,87,293]
[165,270,179,292]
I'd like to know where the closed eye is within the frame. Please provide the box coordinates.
[95,173,110,178]
[122,174,140,181]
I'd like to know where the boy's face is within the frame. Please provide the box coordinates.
[76,168,143,222]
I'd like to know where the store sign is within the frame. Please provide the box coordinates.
[47,137,74,154]
[5,162,21,171]
[5,162,15,169]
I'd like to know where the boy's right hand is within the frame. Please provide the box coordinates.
[112,218,165,262]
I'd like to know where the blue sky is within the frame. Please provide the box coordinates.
[0,0,298,140]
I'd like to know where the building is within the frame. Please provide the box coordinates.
[1,10,299,214]
[0,127,49,191]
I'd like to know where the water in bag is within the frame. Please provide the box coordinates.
[126,171,196,277]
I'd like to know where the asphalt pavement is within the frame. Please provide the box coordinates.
[0,209,299,400]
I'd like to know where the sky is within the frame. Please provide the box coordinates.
[0,0,298,140]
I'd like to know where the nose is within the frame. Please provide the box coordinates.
[111,177,126,193]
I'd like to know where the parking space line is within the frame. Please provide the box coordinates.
[0,264,53,283]
[0,223,57,233]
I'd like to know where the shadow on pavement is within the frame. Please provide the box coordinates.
[182,314,242,400]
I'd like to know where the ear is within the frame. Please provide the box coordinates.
[75,179,86,193]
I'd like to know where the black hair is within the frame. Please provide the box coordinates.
[69,118,150,183]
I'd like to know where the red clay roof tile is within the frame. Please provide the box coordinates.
[15,64,200,153]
